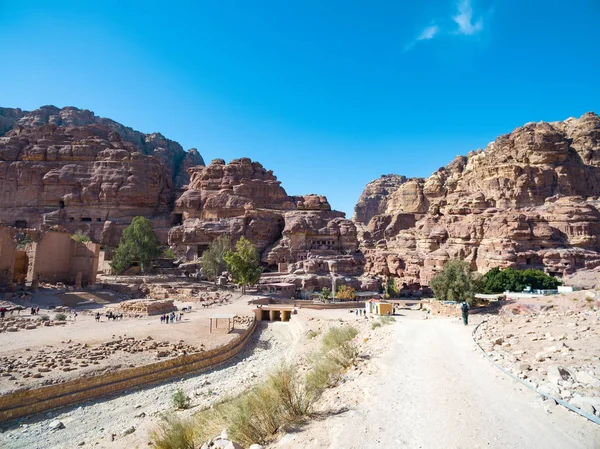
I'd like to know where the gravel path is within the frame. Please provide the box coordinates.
[279,311,600,449]
[0,321,297,449]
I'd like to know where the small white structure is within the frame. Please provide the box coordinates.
[558,286,579,293]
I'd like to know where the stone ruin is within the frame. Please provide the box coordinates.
[110,299,177,316]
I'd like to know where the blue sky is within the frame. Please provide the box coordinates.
[1,1,599,216]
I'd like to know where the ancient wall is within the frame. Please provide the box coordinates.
[0,226,15,284]
[25,231,100,285]
[28,232,71,283]
[0,318,256,422]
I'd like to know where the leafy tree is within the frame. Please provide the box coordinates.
[201,235,231,281]
[71,229,91,243]
[482,267,561,293]
[430,260,481,304]
[321,287,331,301]
[223,236,262,293]
[336,285,356,300]
[386,277,401,298]
[110,216,161,274]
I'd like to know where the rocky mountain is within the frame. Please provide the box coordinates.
[169,157,360,270]
[0,106,362,281]
[354,112,600,292]
[0,105,204,244]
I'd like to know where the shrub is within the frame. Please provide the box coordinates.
[172,388,191,410]
[39,314,50,322]
[379,315,396,325]
[305,355,341,396]
[163,248,177,259]
[267,365,314,419]
[321,287,331,301]
[306,330,319,340]
[336,285,356,300]
[321,326,358,369]
[54,313,67,321]
[187,327,363,448]
[150,413,196,449]
[371,321,382,330]
[71,230,91,243]
[193,364,318,447]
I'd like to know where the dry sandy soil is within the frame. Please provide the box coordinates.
[0,289,254,394]
[269,308,600,449]
[1,293,599,449]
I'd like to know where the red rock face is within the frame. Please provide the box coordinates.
[170,158,361,268]
[355,112,600,286]
[0,106,204,246]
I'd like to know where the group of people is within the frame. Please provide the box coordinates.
[354,308,366,316]
[30,307,40,315]
[160,312,183,324]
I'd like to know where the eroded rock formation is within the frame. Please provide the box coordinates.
[355,112,600,289]
[169,158,363,281]
[0,106,204,245]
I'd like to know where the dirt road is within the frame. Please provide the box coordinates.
[281,312,600,449]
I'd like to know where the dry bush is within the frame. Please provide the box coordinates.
[172,388,191,410]
[305,355,342,395]
[150,413,196,449]
[322,326,358,368]
[379,315,396,325]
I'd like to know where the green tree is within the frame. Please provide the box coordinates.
[110,216,161,274]
[430,260,481,304]
[482,267,560,293]
[223,237,262,293]
[321,287,331,301]
[336,285,356,300]
[201,235,231,282]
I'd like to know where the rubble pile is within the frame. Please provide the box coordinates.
[475,307,600,417]
[0,335,202,392]
[110,299,177,316]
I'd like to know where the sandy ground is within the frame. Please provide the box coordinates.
[2,297,599,449]
[0,291,257,394]
[272,310,600,449]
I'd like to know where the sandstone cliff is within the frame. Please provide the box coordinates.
[0,106,204,245]
[169,158,361,272]
[354,112,600,290]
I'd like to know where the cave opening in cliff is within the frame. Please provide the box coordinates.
[171,213,183,225]
[59,200,65,209]
[14,220,27,229]
[81,217,92,222]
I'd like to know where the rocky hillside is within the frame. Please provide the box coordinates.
[0,105,204,243]
[0,106,360,272]
[169,157,359,268]
[354,112,600,291]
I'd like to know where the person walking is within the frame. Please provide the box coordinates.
[461,301,469,326]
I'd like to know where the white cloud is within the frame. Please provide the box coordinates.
[405,24,439,51]
[417,25,439,41]
[453,0,483,35]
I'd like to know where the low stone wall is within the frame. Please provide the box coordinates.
[0,318,256,422]
[298,301,364,310]
[422,300,460,317]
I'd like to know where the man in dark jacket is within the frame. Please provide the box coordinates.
[461,301,469,325]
